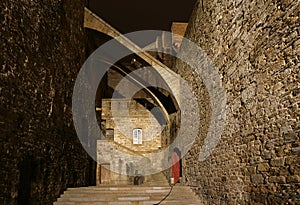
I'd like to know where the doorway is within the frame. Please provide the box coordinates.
[171,151,180,183]
[17,159,38,205]
[98,163,111,184]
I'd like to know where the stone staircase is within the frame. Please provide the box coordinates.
[54,185,201,205]
[53,184,202,205]
[54,171,202,204]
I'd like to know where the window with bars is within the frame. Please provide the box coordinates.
[133,128,142,144]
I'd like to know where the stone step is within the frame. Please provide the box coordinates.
[67,185,172,188]
[63,189,170,195]
[62,191,194,198]
[65,186,192,192]
[54,200,201,205]
[54,185,201,204]
[57,194,198,202]
[61,188,198,197]
[64,187,193,194]
[66,186,170,191]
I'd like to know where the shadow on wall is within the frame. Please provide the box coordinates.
[17,157,44,205]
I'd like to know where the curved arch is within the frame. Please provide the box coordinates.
[84,8,181,113]
[84,8,182,122]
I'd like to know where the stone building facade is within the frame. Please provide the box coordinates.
[96,97,179,185]
[96,98,164,185]
[101,98,164,152]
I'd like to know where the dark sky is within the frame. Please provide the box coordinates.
[88,0,197,34]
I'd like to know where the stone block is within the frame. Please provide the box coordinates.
[286,156,300,165]
[248,166,257,174]
[270,158,285,167]
[283,132,297,143]
[262,150,272,159]
[286,175,300,183]
[268,176,286,184]
[251,174,264,184]
[257,163,270,172]
[291,147,300,155]
[250,156,264,164]
[289,165,300,175]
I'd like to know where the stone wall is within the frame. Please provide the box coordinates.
[101,98,164,152]
[177,0,300,204]
[96,140,150,185]
[0,0,92,204]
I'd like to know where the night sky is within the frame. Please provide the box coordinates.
[88,0,197,34]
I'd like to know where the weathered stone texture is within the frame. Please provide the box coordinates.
[101,98,163,152]
[177,0,299,204]
[0,0,91,204]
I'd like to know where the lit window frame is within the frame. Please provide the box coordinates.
[133,128,142,145]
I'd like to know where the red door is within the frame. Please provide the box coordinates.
[172,152,180,183]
